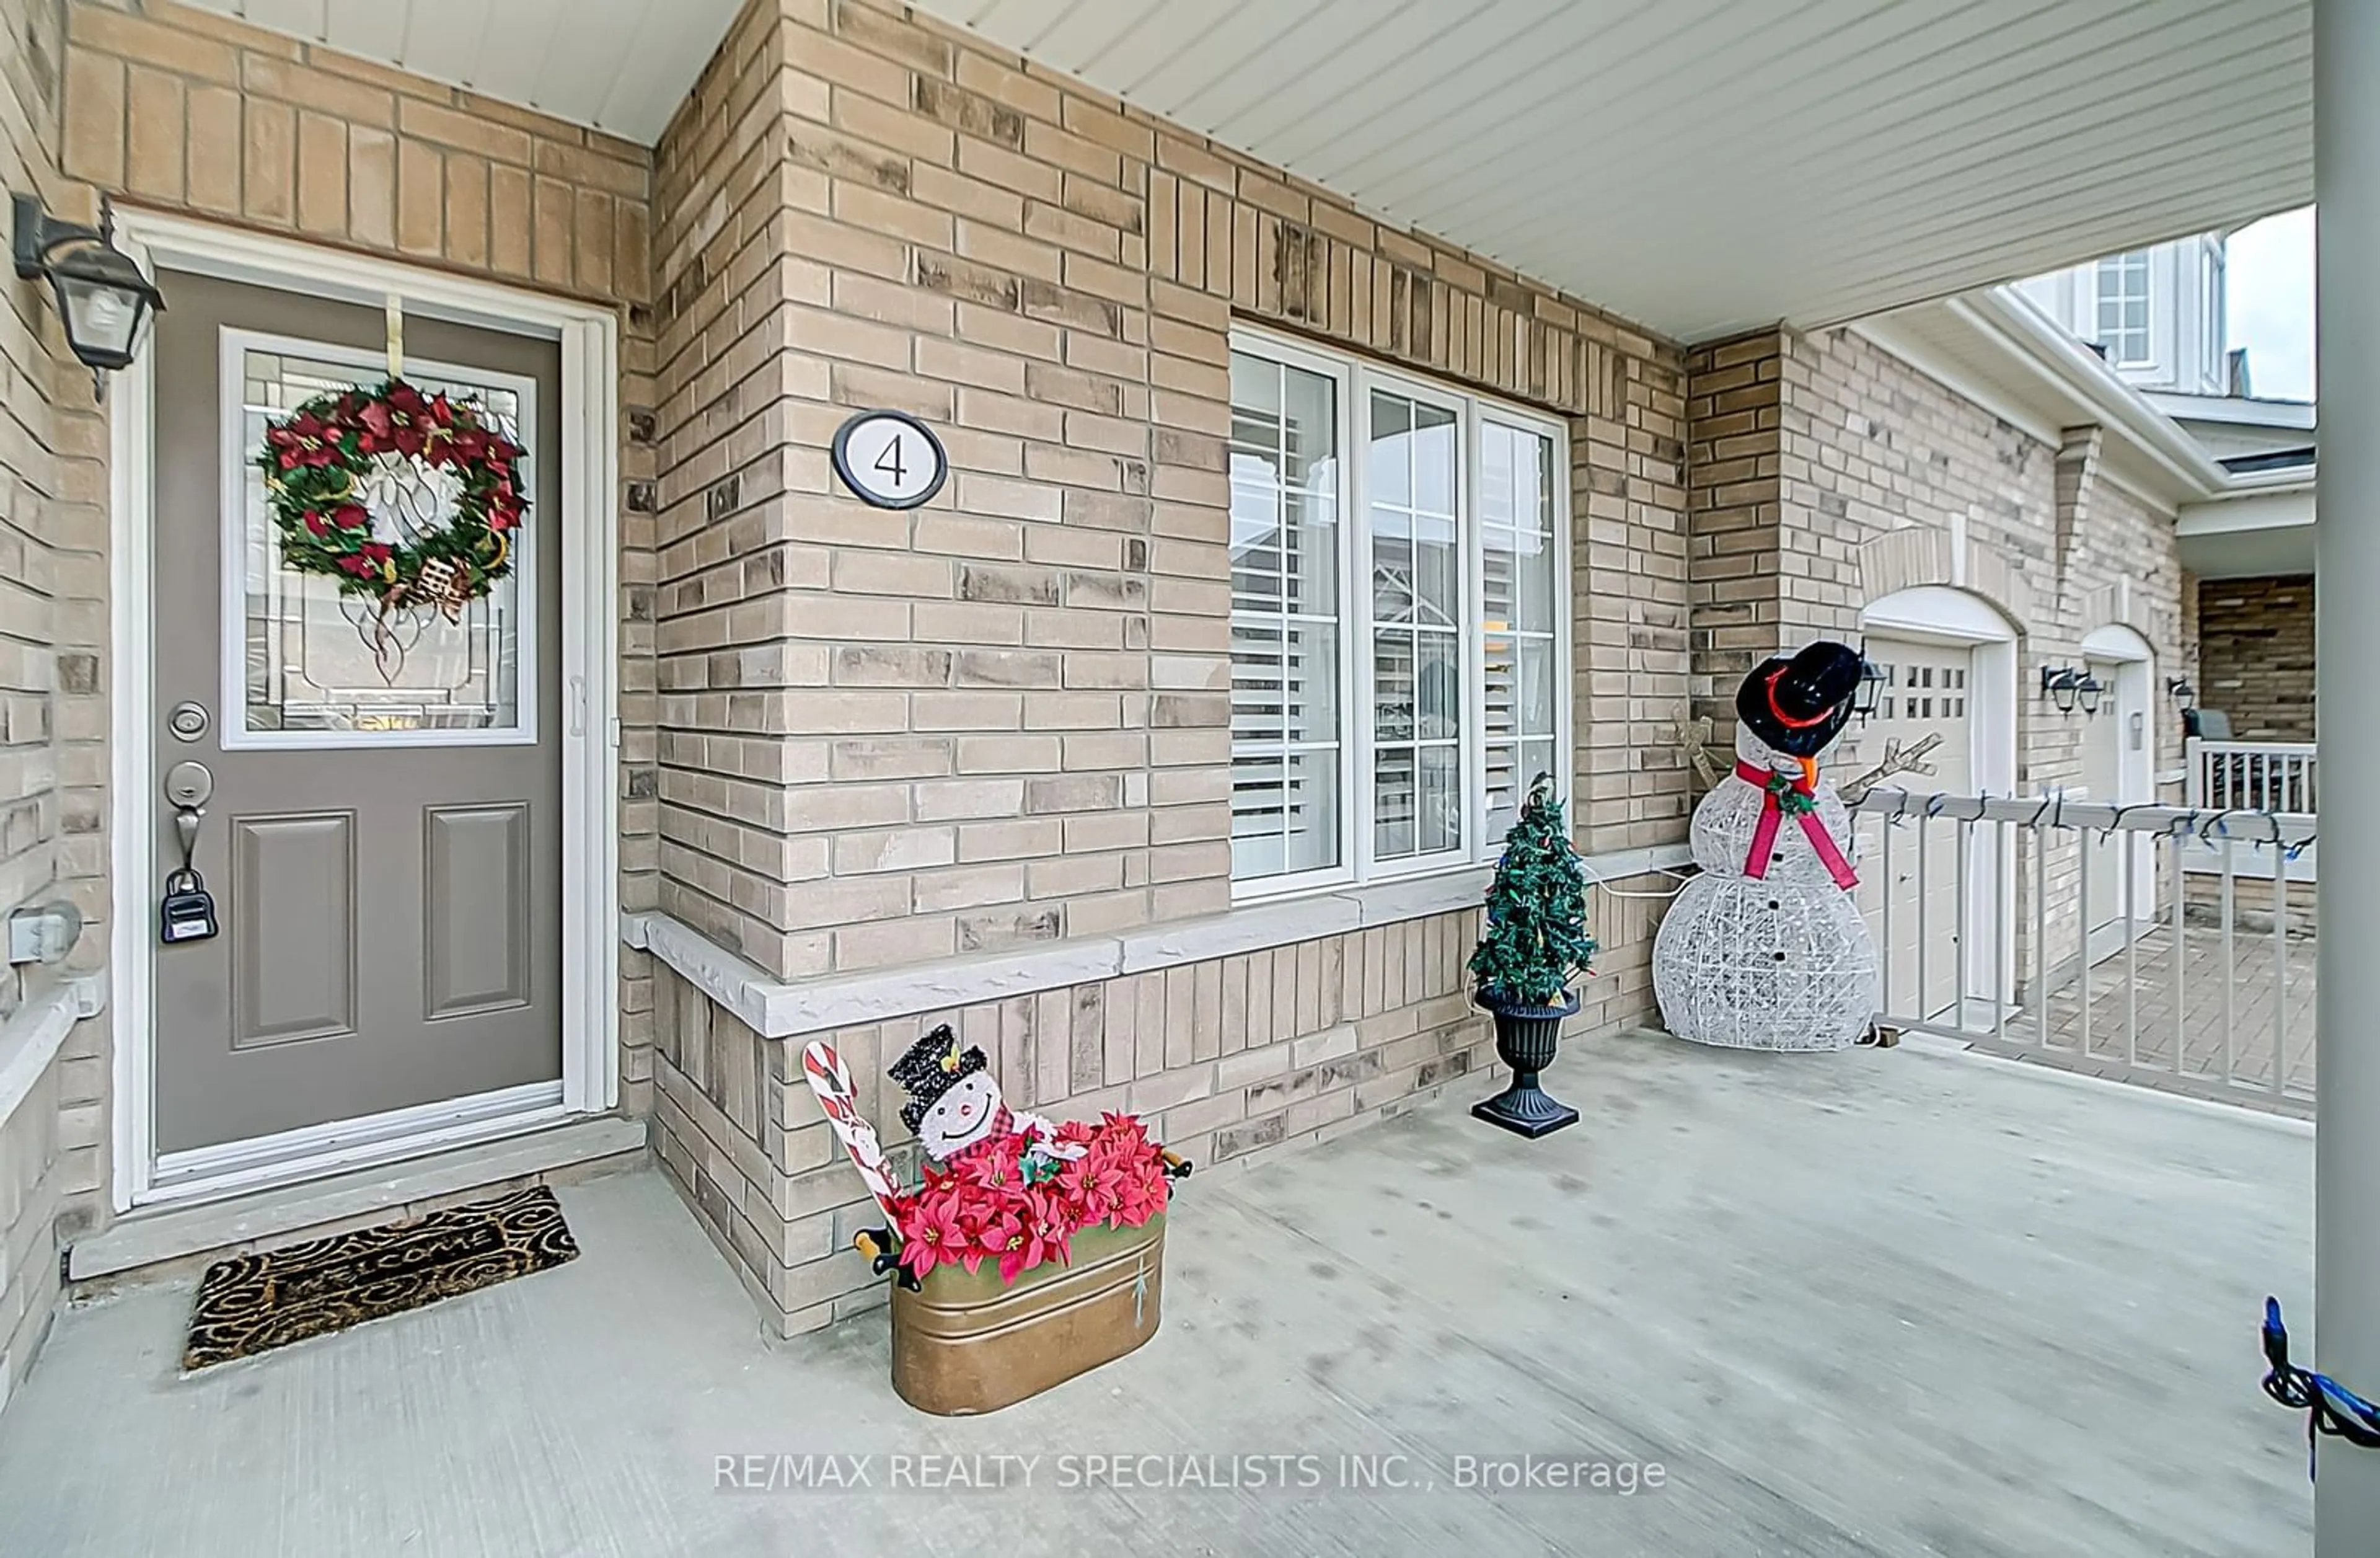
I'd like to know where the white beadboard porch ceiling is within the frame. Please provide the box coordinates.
[914,0,2310,342]
[188,0,2312,342]
[180,0,746,144]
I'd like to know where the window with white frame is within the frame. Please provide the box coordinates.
[2094,250,2151,365]
[1228,329,1570,896]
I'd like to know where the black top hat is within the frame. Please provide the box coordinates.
[1735,640,1864,759]
[887,1024,989,1135]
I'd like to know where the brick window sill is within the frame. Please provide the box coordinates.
[621,841,1691,1043]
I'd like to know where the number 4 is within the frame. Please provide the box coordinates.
[873,435,907,486]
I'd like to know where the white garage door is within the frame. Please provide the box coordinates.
[1855,640,1974,1020]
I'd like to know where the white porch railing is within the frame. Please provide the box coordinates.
[1851,790,2316,1113]
[2189,738,2318,813]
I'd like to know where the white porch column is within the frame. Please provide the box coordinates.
[2316,0,2380,1545]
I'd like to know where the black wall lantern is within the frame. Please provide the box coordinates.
[2040,665,2109,717]
[2041,665,2090,715]
[12,193,163,398]
[1852,657,1885,722]
[2166,676,2195,707]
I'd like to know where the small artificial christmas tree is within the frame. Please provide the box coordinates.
[1471,774,1596,1007]
[1468,774,1595,1138]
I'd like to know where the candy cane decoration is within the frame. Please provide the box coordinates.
[801,1040,903,1222]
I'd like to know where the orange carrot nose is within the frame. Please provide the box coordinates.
[1797,756,1818,792]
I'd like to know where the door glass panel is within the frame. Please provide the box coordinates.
[232,342,534,746]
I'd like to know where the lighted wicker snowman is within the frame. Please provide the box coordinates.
[1655,642,1879,1052]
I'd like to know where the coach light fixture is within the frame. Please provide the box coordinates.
[12,193,163,399]
[2074,671,2106,717]
[2040,665,2087,715]
[2167,676,2195,706]
[1852,658,1885,722]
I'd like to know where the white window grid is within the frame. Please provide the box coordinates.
[2094,250,2151,366]
[1228,325,1574,902]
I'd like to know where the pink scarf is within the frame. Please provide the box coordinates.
[1734,759,1858,890]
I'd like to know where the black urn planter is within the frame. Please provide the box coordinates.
[1471,991,1581,1138]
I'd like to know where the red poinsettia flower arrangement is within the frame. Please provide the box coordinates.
[891,1113,1170,1283]
[257,378,527,614]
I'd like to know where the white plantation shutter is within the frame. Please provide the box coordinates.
[1479,418,1560,844]
[1227,329,1570,896]
[1367,386,1465,864]
[1229,350,1342,883]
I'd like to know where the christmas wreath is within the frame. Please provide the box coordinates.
[257,378,527,620]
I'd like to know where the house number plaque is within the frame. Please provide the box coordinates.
[831,409,947,510]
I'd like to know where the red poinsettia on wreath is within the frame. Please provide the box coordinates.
[257,378,527,619]
[892,1113,1170,1283]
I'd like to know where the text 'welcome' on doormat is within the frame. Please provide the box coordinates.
[182,1184,580,1370]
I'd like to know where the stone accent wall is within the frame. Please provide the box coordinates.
[53,0,671,1177]
[645,0,1694,991]
[650,872,1668,1335]
[0,0,79,1410]
[2197,574,2314,742]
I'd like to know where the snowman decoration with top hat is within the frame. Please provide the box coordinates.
[1655,641,1879,1052]
[888,1025,1085,1171]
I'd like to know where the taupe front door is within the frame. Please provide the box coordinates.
[151,271,563,1158]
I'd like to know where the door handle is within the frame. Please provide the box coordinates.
[159,759,221,945]
[164,759,213,870]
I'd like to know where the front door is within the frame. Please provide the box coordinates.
[149,271,563,1172]
[2079,656,2156,958]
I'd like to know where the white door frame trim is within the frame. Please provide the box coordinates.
[107,210,621,1211]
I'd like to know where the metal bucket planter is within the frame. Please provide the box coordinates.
[889,1213,1165,1415]
[1471,993,1580,1138]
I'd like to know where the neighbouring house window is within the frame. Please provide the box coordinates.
[1228,328,1571,896]
[2095,250,2151,365]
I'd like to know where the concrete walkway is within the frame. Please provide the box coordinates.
[0,1030,2313,1556]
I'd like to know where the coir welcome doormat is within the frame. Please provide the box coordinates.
[182,1184,580,1370]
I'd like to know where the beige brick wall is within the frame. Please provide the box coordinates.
[1685,324,2196,999]
[652,869,1669,1334]
[51,0,673,1183]
[1692,325,2193,784]
[2197,574,2313,742]
[635,0,1698,1335]
[644,0,1693,988]
[0,0,73,1409]
[1684,332,1783,728]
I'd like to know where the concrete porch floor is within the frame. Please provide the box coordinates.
[0,1031,2313,1557]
